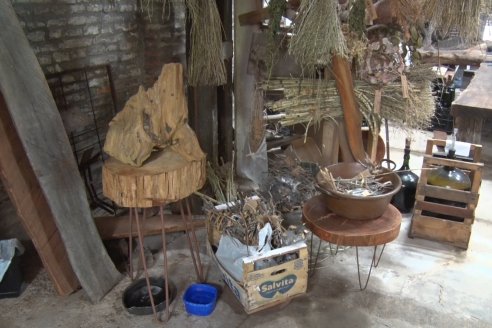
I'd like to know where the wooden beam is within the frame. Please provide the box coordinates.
[0,93,80,296]
[332,55,369,164]
[95,214,206,240]
[0,0,121,302]
[418,45,487,66]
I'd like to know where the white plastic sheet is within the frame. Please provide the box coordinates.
[216,223,273,281]
[0,239,24,282]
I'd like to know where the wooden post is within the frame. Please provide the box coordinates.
[0,93,79,296]
[216,0,234,163]
[332,55,368,164]
[234,0,268,185]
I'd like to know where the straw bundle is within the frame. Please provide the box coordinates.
[186,0,226,86]
[250,89,266,153]
[262,66,435,131]
[423,0,482,41]
[289,0,347,74]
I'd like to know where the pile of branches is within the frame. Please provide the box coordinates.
[258,153,318,213]
[208,196,287,249]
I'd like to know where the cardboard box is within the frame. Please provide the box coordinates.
[207,240,308,314]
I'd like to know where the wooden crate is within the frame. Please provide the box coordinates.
[409,139,483,249]
[206,240,308,314]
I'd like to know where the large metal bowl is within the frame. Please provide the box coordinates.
[316,162,401,220]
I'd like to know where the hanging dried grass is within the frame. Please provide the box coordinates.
[423,0,482,42]
[250,89,266,153]
[186,0,226,86]
[289,0,347,74]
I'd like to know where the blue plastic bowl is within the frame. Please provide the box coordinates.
[183,283,218,316]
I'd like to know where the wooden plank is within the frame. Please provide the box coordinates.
[0,0,121,302]
[451,63,492,143]
[423,155,484,171]
[418,46,486,66]
[410,215,471,249]
[332,55,369,164]
[415,200,473,219]
[454,115,483,144]
[0,95,79,296]
[452,63,492,115]
[418,185,479,205]
[94,214,206,240]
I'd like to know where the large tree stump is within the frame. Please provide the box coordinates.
[103,150,206,208]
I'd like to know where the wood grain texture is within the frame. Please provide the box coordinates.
[451,63,492,143]
[410,215,471,249]
[332,55,369,164]
[0,94,79,296]
[104,63,205,166]
[102,151,206,208]
[302,195,402,246]
[0,0,121,302]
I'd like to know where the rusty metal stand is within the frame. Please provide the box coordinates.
[127,198,203,322]
[355,244,386,291]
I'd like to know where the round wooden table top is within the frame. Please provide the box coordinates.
[302,195,402,246]
[102,150,206,208]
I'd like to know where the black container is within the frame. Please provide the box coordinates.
[123,277,176,315]
[392,138,419,213]
[0,254,23,299]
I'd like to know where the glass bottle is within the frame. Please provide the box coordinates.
[392,138,419,213]
[427,129,471,191]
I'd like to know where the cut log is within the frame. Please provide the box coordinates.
[0,93,80,296]
[0,0,121,302]
[103,150,206,208]
[418,45,487,66]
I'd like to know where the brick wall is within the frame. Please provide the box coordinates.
[11,0,185,111]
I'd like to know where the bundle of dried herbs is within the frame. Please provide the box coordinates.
[289,0,347,74]
[186,0,226,86]
[423,0,482,42]
[261,66,435,131]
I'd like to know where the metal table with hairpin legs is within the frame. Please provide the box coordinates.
[302,195,401,290]
[102,155,205,323]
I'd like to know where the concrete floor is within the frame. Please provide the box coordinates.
[1,126,491,328]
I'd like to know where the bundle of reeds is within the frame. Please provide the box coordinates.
[186,0,226,86]
[289,0,347,74]
[262,66,435,131]
[423,0,482,41]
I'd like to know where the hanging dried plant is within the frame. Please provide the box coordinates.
[423,0,482,42]
[261,66,435,131]
[250,88,266,153]
[186,0,226,86]
[289,0,347,74]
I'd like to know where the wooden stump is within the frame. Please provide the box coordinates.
[103,150,206,208]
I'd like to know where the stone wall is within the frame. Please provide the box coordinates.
[11,0,185,111]
[1,0,187,233]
